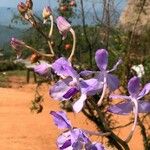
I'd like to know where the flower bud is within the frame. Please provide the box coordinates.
[56,16,71,40]
[26,0,33,10]
[59,5,68,12]
[69,0,76,7]
[30,53,41,64]
[10,38,25,59]
[42,6,52,22]
[11,38,25,49]
[65,44,72,50]
[17,2,27,15]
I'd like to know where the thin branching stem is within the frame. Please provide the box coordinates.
[24,44,54,58]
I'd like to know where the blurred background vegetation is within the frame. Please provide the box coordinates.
[1,0,150,85]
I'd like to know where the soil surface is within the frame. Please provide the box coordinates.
[0,76,149,150]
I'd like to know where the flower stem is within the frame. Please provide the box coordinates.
[49,15,54,38]
[97,76,107,106]
[47,15,55,56]
[24,44,54,58]
[68,28,76,62]
[82,129,110,136]
[125,98,138,143]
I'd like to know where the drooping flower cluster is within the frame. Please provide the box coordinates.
[50,111,105,150]
[12,1,150,148]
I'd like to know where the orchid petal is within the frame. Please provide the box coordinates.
[72,141,83,150]
[63,87,79,99]
[107,74,119,91]
[52,57,78,78]
[95,49,108,71]
[34,63,51,77]
[71,128,90,144]
[73,94,87,113]
[79,70,95,77]
[57,131,72,149]
[138,100,150,113]
[128,76,140,97]
[138,83,150,99]
[108,102,133,115]
[50,111,72,129]
[86,142,105,150]
[80,78,102,95]
[50,77,72,101]
[60,139,72,149]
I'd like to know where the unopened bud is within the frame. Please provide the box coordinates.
[26,0,33,10]
[17,2,27,15]
[30,53,41,63]
[11,38,25,49]
[42,6,52,21]
[69,0,76,7]
[10,37,25,58]
[56,16,71,40]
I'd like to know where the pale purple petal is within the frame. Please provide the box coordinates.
[73,94,87,113]
[106,74,119,91]
[108,102,133,115]
[79,70,96,77]
[50,111,72,129]
[34,63,51,76]
[86,142,105,150]
[138,83,150,99]
[71,128,90,144]
[52,57,78,78]
[63,87,79,99]
[128,76,140,97]
[80,78,102,95]
[50,77,72,101]
[109,94,130,100]
[57,128,90,149]
[72,141,83,150]
[95,49,108,71]
[57,131,72,149]
[138,100,150,113]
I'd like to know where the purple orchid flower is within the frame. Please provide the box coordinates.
[108,76,150,142]
[50,57,102,113]
[94,49,122,106]
[80,49,121,106]
[50,111,105,150]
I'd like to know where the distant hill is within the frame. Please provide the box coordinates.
[0,25,23,47]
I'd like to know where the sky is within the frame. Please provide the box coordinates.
[0,0,126,10]
[0,0,58,10]
[0,0,127,27]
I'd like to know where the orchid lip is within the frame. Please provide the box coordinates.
[63,87,79,99]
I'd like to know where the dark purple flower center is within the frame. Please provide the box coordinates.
[60,139,71,149]
[63,87,79,99]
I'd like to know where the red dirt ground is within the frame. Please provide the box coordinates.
[0,76,149,150]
